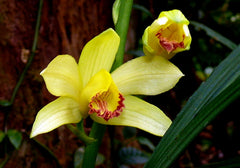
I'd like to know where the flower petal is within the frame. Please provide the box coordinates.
[111,55,184,95]
[78,28,120,87]
[30,97,82,138]
[90,95,172,136]
[159,9,189,24]
[142,26,159,57]
[41,55,82,102]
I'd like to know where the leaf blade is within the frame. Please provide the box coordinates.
[7,129,22,149]
[191,21,237,50]
[144,45,240,168]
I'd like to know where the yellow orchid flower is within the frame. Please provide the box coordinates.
[142,9,192,59]
[30,28,184,138]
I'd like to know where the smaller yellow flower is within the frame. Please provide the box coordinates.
[142,9,192,59]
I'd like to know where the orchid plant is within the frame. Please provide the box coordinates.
[1,0,238,167]
[31,28,184,138]
[30,5,192,168]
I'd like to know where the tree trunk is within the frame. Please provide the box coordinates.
[0,0,113,167]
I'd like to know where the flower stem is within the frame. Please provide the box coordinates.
[0,0,43,107]
[67,124,96,145]
[82,122,106,167]
[111,0,133,71]
[81,0,133,167]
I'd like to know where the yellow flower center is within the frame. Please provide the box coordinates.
[155,23,185,53]
[80,69,125,121]
[89,89,125,121]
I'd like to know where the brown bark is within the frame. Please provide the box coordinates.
[0,0,113,167]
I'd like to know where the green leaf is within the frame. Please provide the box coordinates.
[132,4,153,18]
[191,21,237,50]
[7,129,22,149]
[74,147,84,168]
[0,131,5,143]
[197,156,240,168]
[137,137,155,151]
[74,147,105,168]
[0,100,12,107]
[95,153,105,166]
[144,45,240,168]
[113,1,153,25]
[112,0,121,25]
[119,147,150,165]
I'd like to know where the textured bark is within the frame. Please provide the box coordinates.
[0,0,113,167]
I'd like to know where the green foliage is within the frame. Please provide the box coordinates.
[74,147,105,168]
[198,156,240,168]
[137,137,155,151]
[0,0,43,107]
[67,124,96,145]
[0,129,23,150]
[112,0,120,25]
[0,156,9,168]
[0,100,12,107]
[144,45,240,168]
[112,2,240,167]
[191,21,237,50]
[0,131,5,143]
[2,0,240,167]
[74,147,84,168]
[132,4,153,19]
[118,147,150,165]
[6,129,22,149]
[95,153,105,166]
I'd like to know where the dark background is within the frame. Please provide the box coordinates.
[0,0,239,167]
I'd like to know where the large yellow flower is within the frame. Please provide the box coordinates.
[142,9,192,59]
[30,28,183,138]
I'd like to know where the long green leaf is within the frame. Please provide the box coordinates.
[191,21,237,50]
[197,156,240,168]
[144,45,240,168]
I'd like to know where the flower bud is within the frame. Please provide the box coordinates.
[142,9,191,59]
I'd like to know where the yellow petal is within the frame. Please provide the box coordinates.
[41,55,82,102]
[80,69,124,119]
[159,9,189,24]
[30,97,82,138]
[142,26,159,57]
[78,28,120,87]
[112,55,184,95]
[91,95,172,136]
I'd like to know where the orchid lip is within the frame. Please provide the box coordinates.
[89,92,125,121]
[156,32,185,53]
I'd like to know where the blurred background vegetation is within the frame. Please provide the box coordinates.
[0,0,240,167]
